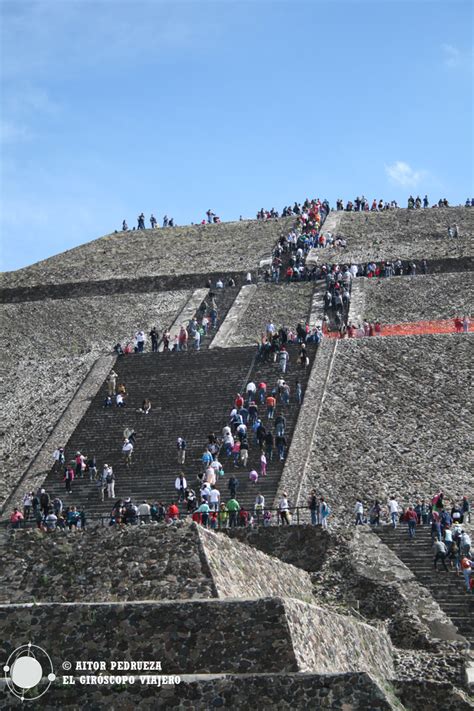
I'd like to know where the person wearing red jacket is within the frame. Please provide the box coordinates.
[406,506,418,539]
[167,503,179,522]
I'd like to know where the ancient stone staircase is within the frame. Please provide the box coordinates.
[199,285,240,349]
[376,526,474,645]
[39,344,317,517]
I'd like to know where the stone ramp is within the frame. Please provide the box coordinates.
[0,672,403,710]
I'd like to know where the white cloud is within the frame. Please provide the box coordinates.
[442,43,461,68]
[441,43,473,70]
[385,161,427,188]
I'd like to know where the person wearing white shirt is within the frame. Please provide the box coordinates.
[246,381,257,401]
[138,501,151,523]
[354,500,364,525]
[210,459,221,473]
[122,439,133,466]
[209,487,220,511]
[203,467,216,486]
[279,494,290,525]
[175,475,187,502]
[136,330,146,352]
[388,498,399,528]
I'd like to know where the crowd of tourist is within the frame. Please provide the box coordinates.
[351,493,472,590]
[116,193,473,235]
[10,489,86,532]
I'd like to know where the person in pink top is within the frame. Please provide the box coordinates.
[10,508,24,528]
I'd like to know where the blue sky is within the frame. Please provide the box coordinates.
[0,0,472,271]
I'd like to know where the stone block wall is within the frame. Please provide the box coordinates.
[300,334,473,521]
[198,526,315,603]
[0,672,400,710]
[360,272,473,324]
[0,523,217,604]
[0,522,315,605]
[0,597,393,678]
[223,525,332,572]
[225,283,314,347]
[283,597,394,678]
[316,206,474,264]
[0,218,294,289]
[0,290,190,510]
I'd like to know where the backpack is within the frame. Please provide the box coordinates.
[106,473,113,483]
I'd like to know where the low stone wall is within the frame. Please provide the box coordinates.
[225,283,314,347]
[316,206,474,264]
[0,672,400,710]
[0,597,393,679]
[301,334,473,521]
[0,522,314,605]
[0,523,217,603]
[0,218,293,289]
[360,272,473,324]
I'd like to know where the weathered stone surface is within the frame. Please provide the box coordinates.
[274,338,338,509]
[392,679,474,710]
[1,291,190,359]
[0,522,216,603]
[0,597,394,678]
[199,527,315,603]
[0,219,293,289]
[301,334,473,520]
[361,272,474,324]
[310,528,466,651]
[3,353,115,513]
[316,207,474,264]
[224,526,332,572]
[0,521,315,605]
[225,526,465,653]
[210,285,256,348]
[0,291,189,509]
[225,283,314,347]
[0,672,402,710]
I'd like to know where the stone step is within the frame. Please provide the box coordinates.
[374,529,472,643]
[37,345,318,516]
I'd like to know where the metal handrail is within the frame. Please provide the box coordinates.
[2,504,322,529]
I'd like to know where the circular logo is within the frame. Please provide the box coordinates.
[3,643,56,701]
